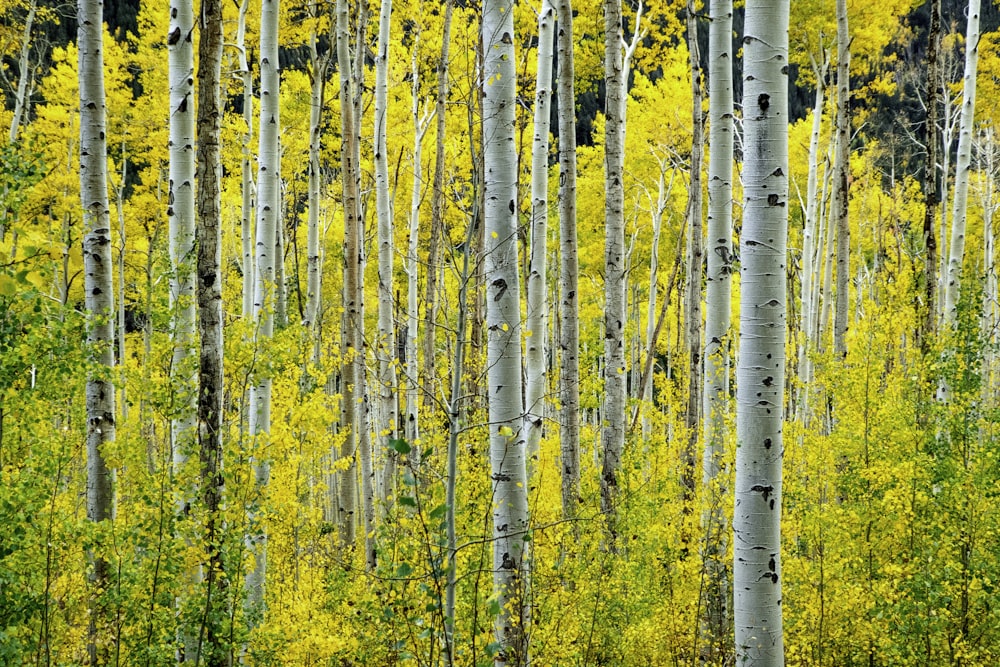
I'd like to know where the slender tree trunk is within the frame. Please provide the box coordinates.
[245,0,280,629]
[422,0,453,411]
[684,0,704,501]
[923,0,941,345]
[237,0,255,320]
[525,0,555,475]
[168,0,198,655]
[194,0,227,661]
[734,0,789,662]
[700,0,733,655]
[943,0,981,327]
[832,0,851,358]
[483,0,530,656]
[601,0,627,546]
[642,167,670,440]
[557,0,580,522]
[7,0,36,143]
[303,23,328,335]
[374,0,398,507]
[79,0,116,660]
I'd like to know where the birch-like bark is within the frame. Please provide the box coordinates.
[525,0,555,474]
[194,0,226,660]
[557,0,580,522]
[422,0,453,410]
[701,0,733,654]
[943,0,981,327]
[236,0,255,320]
[374,0,398,506]
[7,0,36,143]
[245,0,280,628]
[684,1,704,500]
[642,166,669,440]
[832,0,850,358]
[303,24,328,334]
[168,0,198,655]
[734,0,788,662]
[922,0,941,345]
[79,0,116,660]
[483,0,530,656]
[600,0,627,546]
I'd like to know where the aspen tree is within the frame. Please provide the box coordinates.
[246,0,280,627]
[943,0,981,327]
[373,0,397,506]
[422,0,453,411]
[483,0,530,656]
[701,0,733,653]
[236,0,255,320]
[832,0,850,357]
[79,0,115,659]
[734,0,789,662]
[303,13,328,335]
[556,0,580,521]
[601,0,626,545]
[923,0,941,344]
[525,0,555,472]
[195,0,227,659]
[168,0,197,655]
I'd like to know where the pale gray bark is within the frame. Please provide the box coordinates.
[236,0,255,320]
[832,0,850,357]
[7,0,36,143]
[701,0,733,654]
[642,166,671,440]
[374,0,398,507]
[246,0,280,627]
[168,0,198,655]
[734,0,789,662]
[303,24,329,334]
[943,0,981,326]
[483,0,530,656]
[600,0,627,545]
[557,0,580,522]
[525,0,555,474]
[79,0,116,660]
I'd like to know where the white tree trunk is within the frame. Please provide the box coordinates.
[483,0,530,656]
[168,0,198,655]
[943,0,981,326]
[600,0,627,545]
[525,0,555,474]
[79,0,116,660]
[734,0,789,662]
[303,26,328,334]
[832,0,850,357]
[373,0,398,508]
[7,0,36,143]
[237,0,255,320]
[557,0,580,522]
[643,167,669,440]
[246,0,280,628]
[701,0,733,654]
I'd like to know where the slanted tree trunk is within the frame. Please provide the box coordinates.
[700,0,733,656]
[734,0,789,662]
[245,0,280,629]
[525,0,555,475]
[194,0,227,660]
[832,0,851,358]
[557,0,580,522]
[168,0,198,655]
[943,0,981,327]
[422,0,453,411]
[600,0,627,546]
[79,0,116,660]
[483,0,530,656]
[373,0,397,507]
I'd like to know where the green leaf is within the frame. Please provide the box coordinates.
[429,503,448,520]
[398,496,417,508]
[396,562,413,578]
[390,438,411,454]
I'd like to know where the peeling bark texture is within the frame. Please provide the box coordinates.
[832,0,850,358]
[374,0,398,507]
[701,0,733,656]
[943,0,981,327]
[734,0,788,663]
[557,0,580,523]
[168,0,198,655]
[79,0,116,660]
[245,0,280,630]
[600,0,626,547]
[194,0,227,661]
[525,0,555,475]
[422,0,453,411]
[483,0,530,657]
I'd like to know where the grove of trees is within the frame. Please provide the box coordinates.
[3,0,1000,664]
